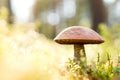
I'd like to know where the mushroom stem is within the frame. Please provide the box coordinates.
[74,44,86,61]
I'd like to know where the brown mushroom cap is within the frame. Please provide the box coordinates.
[54,26,104,44]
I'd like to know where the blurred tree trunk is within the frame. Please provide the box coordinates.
[0,0,13,23]
[89,0,108,32]
[33,0,60,20]
[7,0,13,23]
[33,0,60,39]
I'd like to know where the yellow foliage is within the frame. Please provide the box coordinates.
[0,7,9,21]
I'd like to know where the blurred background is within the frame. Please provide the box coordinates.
[0,0,120,38]
[0,0,120,80]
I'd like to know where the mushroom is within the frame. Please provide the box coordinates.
[54,26,104,64]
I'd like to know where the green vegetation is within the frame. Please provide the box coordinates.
[64,52,120,80]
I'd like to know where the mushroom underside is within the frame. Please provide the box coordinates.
[55,39,104,44]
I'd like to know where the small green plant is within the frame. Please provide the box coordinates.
[66,58,88,80]
[92,53,114,80]
[114,56,120,80]
[65,53,120,80]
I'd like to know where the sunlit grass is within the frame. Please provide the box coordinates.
[0,20,120,80]
[0,22,104,80]
[0,23,74,80]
